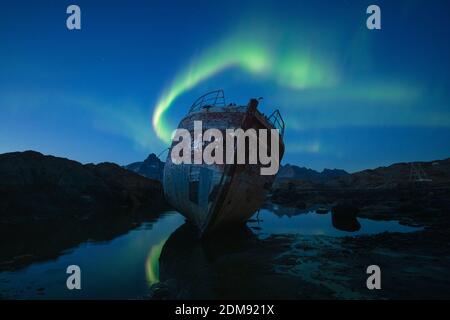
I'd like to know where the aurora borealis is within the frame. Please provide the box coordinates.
[1,0,449,171]
[152,30,338,143]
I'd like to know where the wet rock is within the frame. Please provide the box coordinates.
[331,212,361,232]
[274,255,299,266]
[148,280,177,300]
[331,203,360,218]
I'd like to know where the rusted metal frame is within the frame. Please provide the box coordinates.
[201,105,259,237]
[189,90,226,113]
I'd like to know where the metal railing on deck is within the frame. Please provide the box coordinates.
[267,109,285,137]
[189,90,226,113]
[188,90,285,137]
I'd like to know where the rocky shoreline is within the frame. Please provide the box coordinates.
[149,207,450,299]
[1,151,449,299]
[0,151,169,271]
[149,221,450,299]
[271,184,450,227]
[150,158,450,299]
[271,158,450,228]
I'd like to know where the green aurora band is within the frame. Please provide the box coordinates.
[151,34,338,143]
[151,30,423,145]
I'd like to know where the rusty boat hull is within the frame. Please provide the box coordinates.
[163,91,285,236]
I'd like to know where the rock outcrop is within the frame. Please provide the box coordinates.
[124,153,165,181]
[271,158,450,226]
[0,151,167,223]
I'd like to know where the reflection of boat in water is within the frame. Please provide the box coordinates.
[163,90,285,236]
[158,223,258,299]
[158,222,311,299]
[262,202,307,217]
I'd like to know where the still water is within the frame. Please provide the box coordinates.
[251,204,419,238]
[0,206,420,299]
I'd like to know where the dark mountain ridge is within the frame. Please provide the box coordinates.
[0,150,167,223]
[276,164,349,183]
[124,153,165,181]
[276,158,450,189]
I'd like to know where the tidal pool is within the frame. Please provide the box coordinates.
[0,205,421,299]
[249,205,420,239]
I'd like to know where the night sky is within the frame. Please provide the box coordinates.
[1,0,449,172]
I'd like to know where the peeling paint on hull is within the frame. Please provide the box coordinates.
[163,93,285,237]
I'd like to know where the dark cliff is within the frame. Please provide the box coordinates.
[0,151,167,223]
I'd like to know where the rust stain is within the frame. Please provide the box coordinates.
[163,90,285,237]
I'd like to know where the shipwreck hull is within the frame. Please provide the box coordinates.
[163,91,284,236]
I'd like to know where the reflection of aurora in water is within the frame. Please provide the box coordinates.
[145,239,167,285]
[0,207,424,299]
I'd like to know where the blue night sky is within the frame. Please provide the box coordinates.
[1,0,449,172]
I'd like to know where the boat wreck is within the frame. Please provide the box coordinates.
[163,90,285,236]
